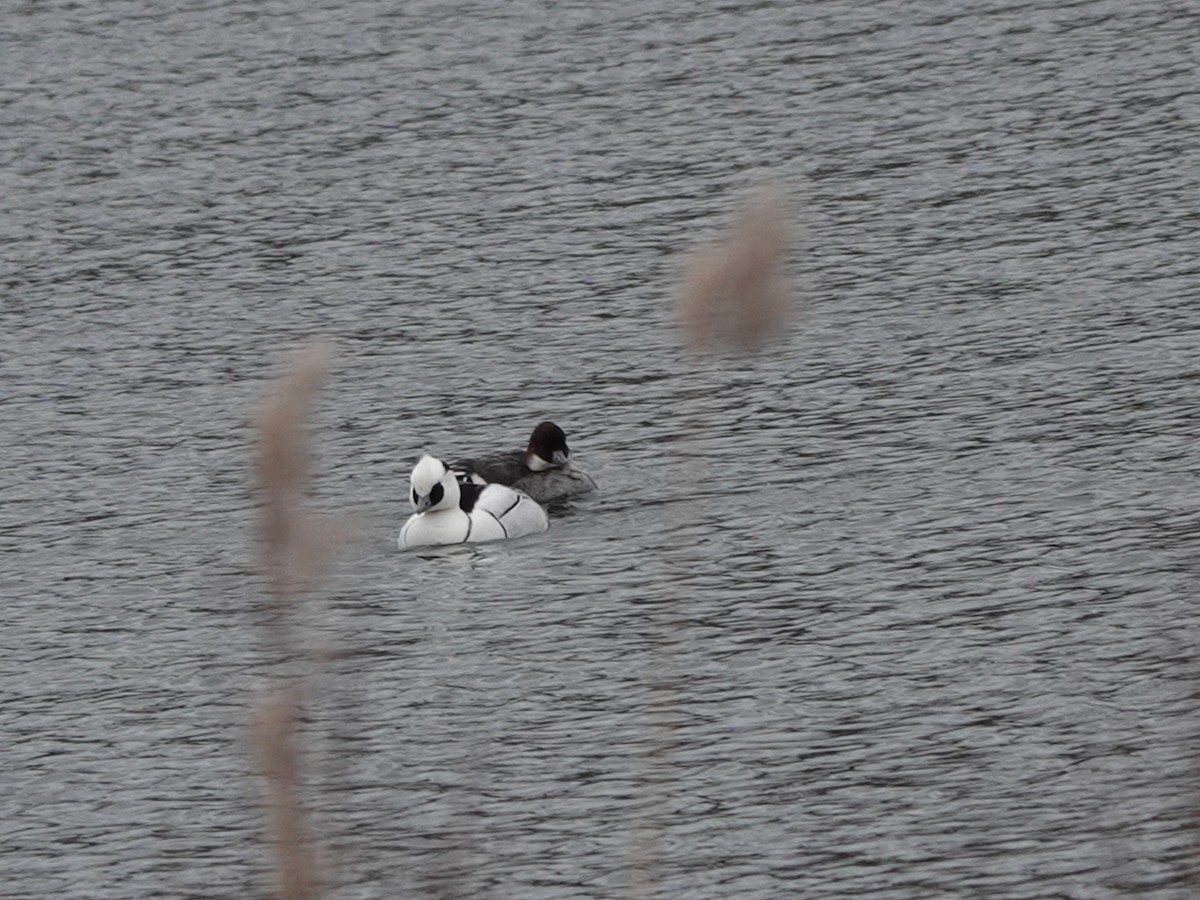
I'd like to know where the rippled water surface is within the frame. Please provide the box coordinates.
[3,0,1199,896]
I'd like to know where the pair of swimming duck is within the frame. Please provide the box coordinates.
[398,421,596,550]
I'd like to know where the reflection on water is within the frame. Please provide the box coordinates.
[2,0,1198,896]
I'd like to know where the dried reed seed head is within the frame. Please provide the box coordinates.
[256,346,335,594]
[678,185,794,351]
[256,346,332,495]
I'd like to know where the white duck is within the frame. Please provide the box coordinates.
[398,454,549,549]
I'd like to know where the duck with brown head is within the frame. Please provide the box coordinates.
[451,421,596,505]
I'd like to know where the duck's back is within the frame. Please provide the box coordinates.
[452,449,527,486]
[511,469,597,505]
[469,482,549,538]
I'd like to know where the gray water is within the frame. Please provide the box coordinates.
[2,0,1199,896]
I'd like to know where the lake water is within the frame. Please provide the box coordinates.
[2,0,1198,896]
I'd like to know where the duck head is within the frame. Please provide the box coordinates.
[525,421,570,472]
[409,454,460,513]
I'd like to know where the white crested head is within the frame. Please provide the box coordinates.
[526,421,570,472]
[409,454,459,513]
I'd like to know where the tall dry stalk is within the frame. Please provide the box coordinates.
[253,345,342,900]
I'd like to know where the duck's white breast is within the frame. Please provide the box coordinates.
[398,509,471,549]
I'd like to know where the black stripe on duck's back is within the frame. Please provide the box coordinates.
[456,475,485,512]
[495,493,521,520]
